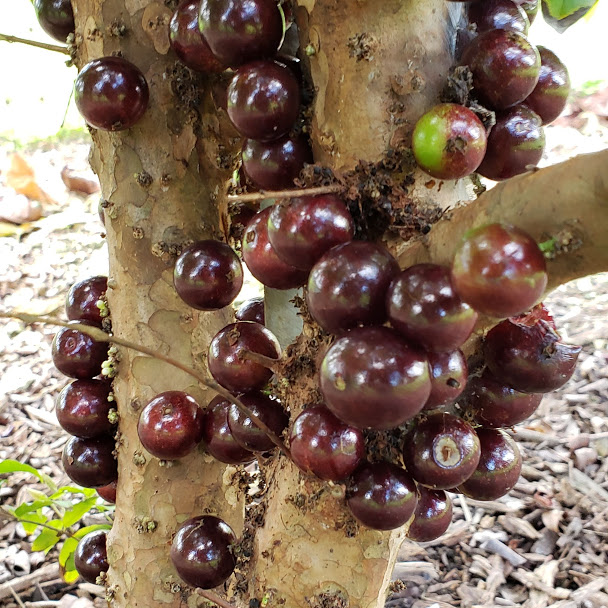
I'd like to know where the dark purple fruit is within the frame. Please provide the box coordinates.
[346,461,418,531]
[74,530,108,584]
[174,240,243,311]
[227,60,300,142]
[307,241,399,334]
[387,264,478,351]
[66,276,108,327]
[477,105,545,180]
[425,350,468,410]
[208,321,281,393]
[228,392,288,452]
[97,480,117,504]
[457,428,522,500]
[74,57,149,131]
[171,515,237,589]
[242,135,313,191]
[461,29,540,110]
[56,379,114,438]
[242,208,309,290]
[203,397,256,465]
[412,104,487,180]
[170,1,226,73]
[62,435,118,488]
[524,47,571,125]
[137,391,204,460]
[465,368,543,427]
[468,0,530,35]
[52,322,109,379]
[406,487,452,542]
[484,317,581,393]
[402,413,481,490]
[33,0,74,42]
[289,405,365,481]
[235,298,265,325]
[198,0,283,68]
[451,223,547,318]
[267,195,355,270]
[320,326,431,430]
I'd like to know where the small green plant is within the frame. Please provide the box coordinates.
[0,459,112,582]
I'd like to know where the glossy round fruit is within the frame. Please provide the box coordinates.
[320,326,431,430]
[228,392,288,452]
[33,0,74,42]
[66,276,108,327]
[174,240,243,311]
[267,195,355,271]
[406,487,452,542]
[235,298,265,325]
[468,0,530,35]
[171,515,237,589]
[461,29,540,110]
[52,322,109,379]
[198,0,283,68]
[56,379,114,438]
[74,530,108,584]
[227,60,300,142]
[424,350,468,410]
[402,413,481,490]
[484,317,581,393]
[346,461,418,531]
[457,428,522,500]
[170,1,226,73]
[208,322,281,393]
[307,241,399,334]
[289,405,365,481]
[412,104,487,180]
[242,135,313,190]
[75,57,149,131]
[242,208,309,290]
[387,264,478,351]
[203,397,256,464]
[477,105,545,180]
[451,223,547,318]
[138,391,204,460]
[97,480,117,504]
[62,435,118,488]
[524,47,571,125]
[465,368,543,427]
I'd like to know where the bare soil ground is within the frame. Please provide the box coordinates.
[0,93,607,608]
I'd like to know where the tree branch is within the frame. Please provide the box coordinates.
[0,33,70,55]
[228,184,341,203]
[0,313,290,460]
[396,149,608,292]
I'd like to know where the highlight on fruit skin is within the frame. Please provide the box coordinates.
[411,103,487,180]
[451,223,548,319]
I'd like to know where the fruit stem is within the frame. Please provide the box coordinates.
[227,184,341,203]
[0,311,291,460]
[239,349,281,372]
[0,33,70,55]
[196,588,235,608]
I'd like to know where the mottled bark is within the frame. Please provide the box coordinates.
[73,2,243,607]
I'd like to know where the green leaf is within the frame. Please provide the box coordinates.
[14,499,53,517]
[543,0,596,18]
[542,0,598,31]
[74,524,111,539]
[19,512,47,535]
[58,537,78,567]
[50,486,97,500]
[61,497,98,528]
[31,528,60,553]
[0,460,43,481]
